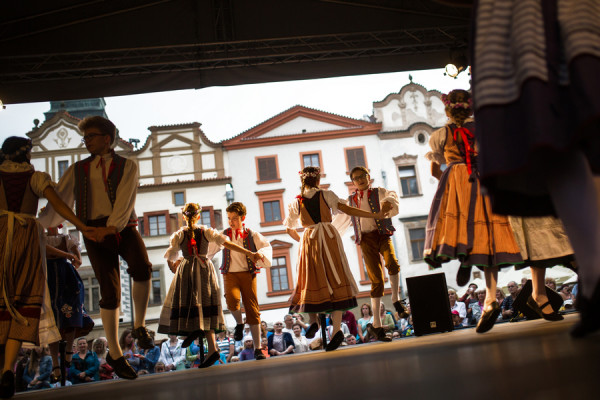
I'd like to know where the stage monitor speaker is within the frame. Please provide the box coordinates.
[406,273,453,336]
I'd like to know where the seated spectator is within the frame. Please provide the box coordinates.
[458,283,478,320]
[345,334,357,345]
[342,310,358,337]
[239,336,256,361]
[159,335,186,371]
[22,346,52,391]
[292,313,309,334]
[559,284,574,302]
[545,278,557,292]
[216,330,234,363]
[259,338,270,359]
[268,321,294,356]
[282,314,295,335]
[379,304,396,333]
[502,281,519,320]
[234,324,251,355]
[469,289,487,325]
[154,362,166,373]
[69,337,99,384]
[291,323,310,353]
[137,331,160,373]
[401,315,414,337]
[357,303,374,343]
[15,348,30,393]
[92,337,113,380]
[449,289,468,326]
[186,337,203,368]
[521,277,528,288]
[496,287,506,309]
[119,329,141,372]
[398,303,412,332]
[451,310,464,328]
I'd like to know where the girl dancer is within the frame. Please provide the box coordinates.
[157,203,261,368]
[423,90,523,333]
[284,166,389,351]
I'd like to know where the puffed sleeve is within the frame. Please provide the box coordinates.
[425,126,447,165]
[378,187,400,217]
[252,230,273,269]
[321,189,341,213]
[283,199,301,229]
[204,226,228,260]
[30,171,56,198]
[164,229,185,261]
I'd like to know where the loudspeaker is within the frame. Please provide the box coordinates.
[512,279,563,320]
[406,273,453,336]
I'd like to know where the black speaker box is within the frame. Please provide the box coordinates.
[406,273,453,336]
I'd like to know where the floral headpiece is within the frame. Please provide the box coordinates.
[299,168,320,180]
[0,140,33,161]
[441,94,473,109]
[182,203,201,219]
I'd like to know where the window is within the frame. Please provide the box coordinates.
[270,256,290,292]
[173,191,185,206]
[345,147,366,173]
[303,153,319,168]
[148,215,167,236]
[256,189,285,227]
[148,269,162,306]
[83,277,100,314]
[263,201,281,223]
[200,210,211,226]
[409,227,425,261]
[256,156,280,183]
[398,166,419,196]
[58,160,69,178]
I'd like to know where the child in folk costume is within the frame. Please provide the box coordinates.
[158,203,262,368]
[44,225,94,382]
[284,166,390,351]
[1,137,94,399]
[221,202,271,360]
[423,90,523,334]
[336,166,408,343]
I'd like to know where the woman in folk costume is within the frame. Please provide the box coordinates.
[157,203,262,368]
[0,137,94,399]
[284,166,390,351]
[423,90,523,334]
[44,225,94,383]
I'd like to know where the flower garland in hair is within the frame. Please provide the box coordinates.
[1,141,33,161]
[182,203,201,219]
[299,169,320,180]
[441,94,472,109]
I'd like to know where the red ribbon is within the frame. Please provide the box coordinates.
[453,127,476,175]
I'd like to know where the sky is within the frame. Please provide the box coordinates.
[0,68,471,146]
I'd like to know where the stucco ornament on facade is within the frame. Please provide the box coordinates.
[54,128,71,148]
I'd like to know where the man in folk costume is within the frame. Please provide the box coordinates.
[340,166,408,342]
[220,202,271,360]
[39,116,154,380]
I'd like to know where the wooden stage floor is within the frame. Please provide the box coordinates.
[16,313,600,400]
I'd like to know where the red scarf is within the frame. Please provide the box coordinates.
[354,189,371,208]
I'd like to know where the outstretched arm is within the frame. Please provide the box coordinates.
[286,227,301,242]
[43,186,96,241]
[337,202,391,219]
[223,240,263,263]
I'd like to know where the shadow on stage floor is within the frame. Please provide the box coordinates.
[16,313,600,400]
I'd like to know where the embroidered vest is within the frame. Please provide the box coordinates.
[73,153,136,227]
[0,170,39,214]
[220,227,258,274]
[348,188,395,244]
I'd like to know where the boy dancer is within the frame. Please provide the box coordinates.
[221,202,272,360]
[39,116,154,379]
[345,166,408,342]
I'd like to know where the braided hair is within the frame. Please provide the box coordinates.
[1,136,33,164]
[181,203,201,240]
[442,89,473,127]
[300,166,320,195]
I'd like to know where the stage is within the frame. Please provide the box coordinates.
[16,313,599,400]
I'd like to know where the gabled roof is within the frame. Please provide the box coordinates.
[222,105,381,150]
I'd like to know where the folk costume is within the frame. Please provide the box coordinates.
[220,226,272,326]
[39,151,152,311]
[158,225,226,335]
[423,120,523,270]
[284,188,358,313]
[45,232,94,337]
[0,160,59,346]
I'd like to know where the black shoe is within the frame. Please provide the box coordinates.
[526,297,563,321]
[182,330,204,348]
[0,370,15,399]
[456,264,472,287]
[199,351,220,368]
[234,324,244,341]
[367,323,391,342]
[132,326,155,350]
[475,302,501,334]
[305,322,319,339]
[254,349,266,360]
[393,300,409,319]
[106,352,137,380]
[325,331,345,352]
[571,280,600,338]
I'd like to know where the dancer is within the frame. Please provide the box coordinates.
[1,136,94,399]
[220,202,271,360]
[338,166,408,342]
[44,225,94,383]
[423,90,523,334]
[471,0,600,337]
[157,203,262,368]
[38,116,155,380]
[284,166,390,351]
